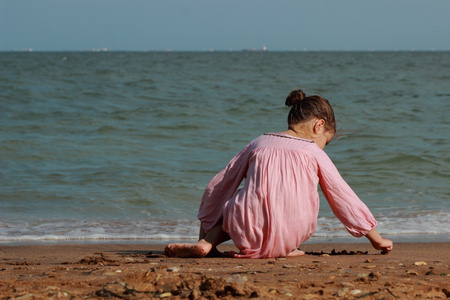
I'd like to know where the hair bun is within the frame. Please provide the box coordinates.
[285,89,306,106]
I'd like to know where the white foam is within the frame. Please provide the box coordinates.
[314,210,450,237]
[1,210,448,243]
[0,219,200,242]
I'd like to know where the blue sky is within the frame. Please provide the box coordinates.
[1,0,449,51]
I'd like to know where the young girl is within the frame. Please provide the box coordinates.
[165,89,393,258]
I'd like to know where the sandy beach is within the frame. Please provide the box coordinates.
[1,242,448,299]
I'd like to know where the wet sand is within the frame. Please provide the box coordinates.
[1,242,449,299]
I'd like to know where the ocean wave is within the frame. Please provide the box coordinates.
[0,219,200,242]
[1,210,448,243]
[372,153,439,166]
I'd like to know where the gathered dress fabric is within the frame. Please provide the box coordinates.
[197,133,378,258]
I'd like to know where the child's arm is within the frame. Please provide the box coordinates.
[364,228,393,252]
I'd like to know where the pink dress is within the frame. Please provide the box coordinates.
[197,133,378,258]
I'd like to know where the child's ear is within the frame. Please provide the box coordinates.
[313,119,326,134]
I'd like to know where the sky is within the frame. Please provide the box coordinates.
[1,0,450,52]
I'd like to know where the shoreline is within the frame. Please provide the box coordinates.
[1,232,448,246]
[1,242,448,299]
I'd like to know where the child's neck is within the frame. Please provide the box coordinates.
[283,128,312,140]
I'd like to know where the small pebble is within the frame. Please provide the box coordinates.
[159,292,172,298]
[362,265,377,269]
[282,265,295,269]
[284,293,293,297]
[102,272,117,276]
[13,294,33,300]
[167,267,180,272]
[335,287,349,297]
[414,261,427,266]
[350,289,362,296]
[226,274,247,284]
[406,270,419,275]
[340,282,354,287]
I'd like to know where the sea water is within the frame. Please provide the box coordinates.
[1,51,449,244]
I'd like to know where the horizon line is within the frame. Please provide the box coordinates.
[1,49,448,53]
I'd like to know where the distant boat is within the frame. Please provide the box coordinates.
[242,46,268,52]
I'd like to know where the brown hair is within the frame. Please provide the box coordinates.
[285,89,336,133]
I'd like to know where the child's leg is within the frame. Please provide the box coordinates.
[198,224,226,257]
[164,220,230,258]
[199,224,207,240]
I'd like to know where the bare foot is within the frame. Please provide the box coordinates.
[287,249,305,257]
[164,241,212,258]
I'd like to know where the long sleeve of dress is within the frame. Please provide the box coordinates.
[197,142,254,233]
[316,150,378,237]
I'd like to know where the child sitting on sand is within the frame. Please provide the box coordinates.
[165,89,393,258]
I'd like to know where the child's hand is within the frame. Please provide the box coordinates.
[370,238,393,253]
[364,229,393,253]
